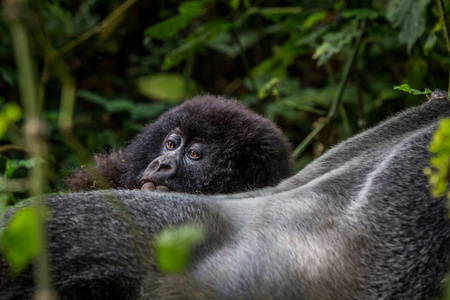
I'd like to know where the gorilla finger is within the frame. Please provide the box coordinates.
[141,182,156,192]
[156,185,170,192]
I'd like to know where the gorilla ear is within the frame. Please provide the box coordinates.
[64,150,126,191]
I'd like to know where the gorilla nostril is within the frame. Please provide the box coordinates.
[143,157,177,182]
[159,163,172,172]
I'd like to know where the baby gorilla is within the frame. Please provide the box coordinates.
[65,95,293,194]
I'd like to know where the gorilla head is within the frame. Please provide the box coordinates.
[65,95,293,194]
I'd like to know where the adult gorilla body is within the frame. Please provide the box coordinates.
[1,96,450,299]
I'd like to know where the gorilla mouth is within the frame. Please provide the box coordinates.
[140,180,170,192]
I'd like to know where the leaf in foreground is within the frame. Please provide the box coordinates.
[425,118,450,198]
[0,207,40,274]
[155,224,204,273]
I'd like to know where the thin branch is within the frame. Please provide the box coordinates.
[0,144,25,153]
[232,29,258,93]
[437,0,450,97]
[58,0,139,56]
[292,20,366,159]
[5,1,55,298]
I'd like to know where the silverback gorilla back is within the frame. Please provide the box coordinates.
[1,96,450,299]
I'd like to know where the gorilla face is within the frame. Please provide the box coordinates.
[65,95,293,194]
[139,128,222,193]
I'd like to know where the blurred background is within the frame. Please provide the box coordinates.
[0,0,449,201]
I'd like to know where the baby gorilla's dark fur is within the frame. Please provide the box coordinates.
[65,95,293,194]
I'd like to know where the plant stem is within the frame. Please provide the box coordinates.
[437,0,450,97]
[232,29,258,93]
[5,1,55,299]
[58,0,139,56]
[292,20,366,159]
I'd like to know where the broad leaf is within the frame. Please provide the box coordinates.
[386,0,430,53]
[312,23,359,66]
[0,207,41,274]
[144,0,210,39]
[136,73,191,103]
[154,224,204,273]
[425,118,450,197]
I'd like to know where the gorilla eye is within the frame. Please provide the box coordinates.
[167,141,177,150]
[188,150,201,160]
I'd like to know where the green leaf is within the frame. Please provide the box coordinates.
[342,9,379,20]
[77,91,134,113]
[130,103,168,121]
[303,11,327,29]
[3,103,22,121]
[425,118,450,197]
[0,207,41,274]
[0,103,22,139]
[136,73,191,103]
[312,23,359,66]
[386,0,430,53]
[230,0,240,10]
[312,42,339,66]
[162,20,232,70]
[5,157,46,178]
[423,31,437,55]
[145,15,193,40]
[154,224,204,273]
[393,84,432,95]
[144,0,210,39]
[77,90,109,107]
[258,77,280,99]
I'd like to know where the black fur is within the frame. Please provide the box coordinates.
[65,95,293,194]
[2,96,450,299]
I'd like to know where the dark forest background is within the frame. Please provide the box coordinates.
[0,0,449,200]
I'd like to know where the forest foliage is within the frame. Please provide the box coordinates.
[0,0,450,296]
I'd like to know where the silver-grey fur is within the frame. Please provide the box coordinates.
[1,95,450,299]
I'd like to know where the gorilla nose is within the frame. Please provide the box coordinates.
[139,156,177,184]
[151,158,176,175]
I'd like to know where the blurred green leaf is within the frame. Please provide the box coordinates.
[136,73,192,103]
[342,9,379,20]
[0,103,22,139]
[423,31,437,55]
[5,157,46,179]
[77,91,134,113]
[230,0,240,10]
[130,103,168,121]
[393,84,432,95]
[144,0,210,39]
[303,11,327,29]
[312,42,339,66]
[313,23,359,66]
[0,207,40,274]
[162,20,232,70]
[258,77,280,99]
[386,0,430,53]
[0,69,15,87]
[155,224,204,273]
[425,118,450,197]
[251,39,297,78]
[3,103,21,121]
